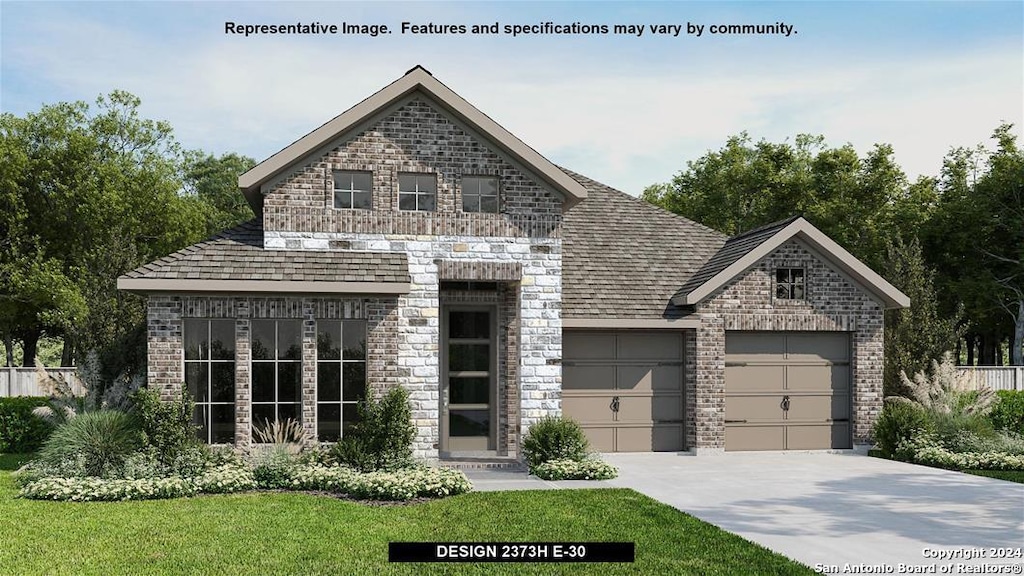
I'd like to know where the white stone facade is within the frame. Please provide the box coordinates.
[266,230,562,459]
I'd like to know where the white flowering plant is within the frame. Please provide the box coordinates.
[532,458,618,481]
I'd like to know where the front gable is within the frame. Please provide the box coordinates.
[698,237,883,331]
[261,94,564,238]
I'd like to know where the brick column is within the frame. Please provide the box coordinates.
[693,313,726,454]
[853,312,884,446]
[147,296,183,401]
[234,299,251,449]
[684,328,698,450]
[499,281,521,457]
[301,299,318,446]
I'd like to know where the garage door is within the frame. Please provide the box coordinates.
[725,332,851,451]
[562,332,684,452]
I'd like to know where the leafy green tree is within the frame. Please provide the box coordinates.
[883,235,964,396]
[182,151,256,236]
[0,91,207,369]
[642,133,908,271]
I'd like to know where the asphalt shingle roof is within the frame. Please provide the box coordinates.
[672,215,801,302]
[121,220,409,284]
[560,170,728,319]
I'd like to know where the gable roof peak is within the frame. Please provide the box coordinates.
[405,64,432,76]
[238,67,587,213]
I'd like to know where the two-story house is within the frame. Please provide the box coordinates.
[118,66,909,461]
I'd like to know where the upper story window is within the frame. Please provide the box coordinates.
[775,267,805,300]
[462,176,499,213]
[333,170,372,210]
[398,173,436,211]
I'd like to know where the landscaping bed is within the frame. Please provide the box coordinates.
[0,468,813,575]
[872,354,1024,478]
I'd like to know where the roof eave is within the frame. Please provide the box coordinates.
[117,277,411,296]
[238,67,587,213]
[673,218,910,310]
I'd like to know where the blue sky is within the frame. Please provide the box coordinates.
[2,1,1021,195]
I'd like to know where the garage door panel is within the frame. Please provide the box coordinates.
[725,332,851,451]
[579,426,615,452]
[563,331,684,453]
[725,365,785,392]
[562,396,614,424]
[725,395,784,422]
[616,394,682,422]
[787,423,851,450]
[725,426,786,451]
[564,333,616,359]
[617,334,682,360]
[787,365,849,392]
[617,365,682,391]
[786,395,849,421]
[617,425,683,452]
[725,333,785,357]
[563,366,615,390]
[787,333,849,362]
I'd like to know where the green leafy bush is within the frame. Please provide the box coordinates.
[37,410,143,477]
[129,388,201,468]
[990,390,1024,434]
[898,433,1024,471]
[331,387,415,472]
[522,416,590,470]
[0,397,52,453]
[873,400,931,457]
[533,458,618,481]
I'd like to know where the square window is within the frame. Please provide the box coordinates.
[398,172,436,211]
[775,267,806,300]
[333,170,372,210]
[462,176,499,213]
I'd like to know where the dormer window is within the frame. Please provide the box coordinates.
[462,176,499,213]
[398,173,436,211]
[775,268,805,300]
[333,171,372,210]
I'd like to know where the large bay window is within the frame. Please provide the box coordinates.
[184,318,236,443]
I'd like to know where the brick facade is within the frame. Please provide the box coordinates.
[688,239,885,451]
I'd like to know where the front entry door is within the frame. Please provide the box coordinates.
[442,307,496,453]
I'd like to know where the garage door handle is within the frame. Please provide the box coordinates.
[610,396,620,413]
[724,419,747,423]
[781,396,791,411]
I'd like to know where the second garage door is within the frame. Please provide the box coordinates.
[725,332,852,451]
[562,331,684,452]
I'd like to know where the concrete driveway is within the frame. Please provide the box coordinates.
[603,452,1024,571]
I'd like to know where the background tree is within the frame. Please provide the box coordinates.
[181,151,256,236]
[0,92,211,373]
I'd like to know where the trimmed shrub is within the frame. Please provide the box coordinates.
[533,458,618,481]
[18,463,256,502]
[331,387,415,472]
[0,397,52,453]
[898,432,1024,471]
[873,400,930,457]
[522,416,590,470]
[286,464,472,500]
[990,390,1024,435]
[37,410,144,477]
[129,388,202,468]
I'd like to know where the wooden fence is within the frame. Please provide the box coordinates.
[957,366,1024,391]
[0,367,83,397]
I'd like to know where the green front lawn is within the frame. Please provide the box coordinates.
[0,456,810,575]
